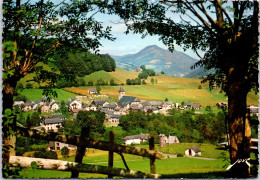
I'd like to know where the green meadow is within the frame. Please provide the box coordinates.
[19,68,258,106]
[19,89,78,102]
[19,143,229,178]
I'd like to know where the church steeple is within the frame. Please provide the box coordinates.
[118,85,125,100]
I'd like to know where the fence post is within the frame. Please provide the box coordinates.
[149,136,156,174]
[108,131,114,178]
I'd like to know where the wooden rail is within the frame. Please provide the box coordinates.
[10,156,160,179]
[16,127,164,159]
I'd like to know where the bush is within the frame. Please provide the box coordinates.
[33,151,58,159]
[26,83,33,89]
[177,153,183,157]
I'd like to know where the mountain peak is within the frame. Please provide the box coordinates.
[142,45,163,51]
[112,45,198,77]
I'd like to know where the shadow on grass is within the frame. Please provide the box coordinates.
[161,171,229,179]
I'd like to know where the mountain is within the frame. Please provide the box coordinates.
[111,45,199,77]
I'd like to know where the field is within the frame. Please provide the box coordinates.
[62,69,258,106]
[19,68,258,106]
[19,89,78,102]
[19,143,229,178]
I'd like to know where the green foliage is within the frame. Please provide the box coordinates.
[165,98,168,101]
[198,85,202,89]
[63,111,105,138]
[205,105,212,111]
[26,83,33,89]
[61,146,70,160]
[177,153,183,157]
[110,78,117,86]
[126,78,141,85]
[142,79,146,84]
[34,151,58,160]
[161,71,165,74]
[138,71,149,79]
[140,65,146,71]
[150,78,155,84]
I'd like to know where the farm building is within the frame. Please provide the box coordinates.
[48,141,77,151]
[185,146,201,157]
[107,114,121,126]
[159,134,180,147]
[88,88,99,94]
[123,133,149,145]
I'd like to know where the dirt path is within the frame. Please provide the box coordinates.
[186,156,217,160]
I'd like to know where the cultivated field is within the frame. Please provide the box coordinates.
[63,69,258,106]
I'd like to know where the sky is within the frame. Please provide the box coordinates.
[94,13,200,59]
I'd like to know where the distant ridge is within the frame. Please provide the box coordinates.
[111,45,199,77]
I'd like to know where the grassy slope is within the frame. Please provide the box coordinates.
[19,62,59,88]
[20,68,258,106]
[19,89,78,102]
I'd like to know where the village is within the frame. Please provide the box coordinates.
[13,85,259,158]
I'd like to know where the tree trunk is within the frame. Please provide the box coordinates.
[2,77,18,169]
[228,80,251,177]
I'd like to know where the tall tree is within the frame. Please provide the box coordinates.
[107,1,258,177]
[2,0,114,174]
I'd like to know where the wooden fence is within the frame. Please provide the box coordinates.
[12,126,164,178]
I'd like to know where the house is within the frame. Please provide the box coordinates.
[149,101,164,109]
[41,104,49,113]
[212,84,219,89]
[247,105,259,116]
[66,99,82,110]
[40,114,66,132]
[135,68,142,72]
[88,88,99,94]
[23,101,35,111]
[107,114,121,126]
[108,104,117,110]
[49,101,59,111]
[92,100,109,107]
[161,101,174,110]
[159,134,180,147]
[192,103,202,110]
[117,96,140,110]
[48,141,77,151]
[123,133,149,145]
[13,101,25,107]
[184,102,193,109]
[140,100,151,109]
[185,146,201,157]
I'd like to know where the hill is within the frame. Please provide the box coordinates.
[184,67,215,79]
[19,67,258,106]
[65,69,258,106]
[112,45,199,77]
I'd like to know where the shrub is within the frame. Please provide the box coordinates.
[177,153,183,157]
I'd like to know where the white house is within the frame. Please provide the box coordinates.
[185,146,201,157]
[49,101,59,111]
[88,88,98,94]
[123,133,149,145]
[66,99,82,110]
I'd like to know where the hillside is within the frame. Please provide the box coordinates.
[184,67,215,79]
[19,67,258,106]
[112,45,199,77]
[66,69,259,106]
